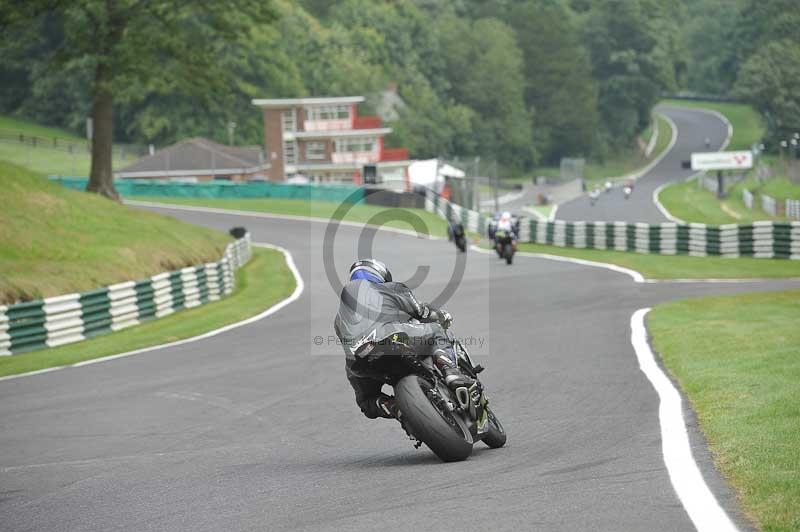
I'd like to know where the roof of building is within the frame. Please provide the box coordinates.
[116,138,267,177]
[252,96,365,108]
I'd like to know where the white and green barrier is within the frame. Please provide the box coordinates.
[424,189,800,260]
[0,234,252,356]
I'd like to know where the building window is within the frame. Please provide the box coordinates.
[335,137,374,153]
[283,140,297,164]
[281,110,296,132]
[305,141,326,160]
[304,104,350,122]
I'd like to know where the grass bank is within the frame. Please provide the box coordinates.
[517,243,800,279]
[0,247,295,378]
[660,99,765,151]
[657,179,774,224]
[0,160,231,304]
[648,291,800,531]
[0,115,136,175]
[130,196,450,237]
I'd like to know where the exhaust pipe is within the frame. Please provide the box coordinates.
[455,387,470,410]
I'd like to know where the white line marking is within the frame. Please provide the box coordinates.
[469,245,645,283]
[0,243,304,383]
[548,203,559,222]
[631,308,739,532]
[653,183,685,223]
[125,200,444,241]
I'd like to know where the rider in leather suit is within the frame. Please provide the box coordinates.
[334,259,474,420]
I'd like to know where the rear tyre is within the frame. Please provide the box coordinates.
[504,244,513,265]
[394,375,473,462]
[482,407,507,448]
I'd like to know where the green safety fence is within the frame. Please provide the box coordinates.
[50,176,364,203]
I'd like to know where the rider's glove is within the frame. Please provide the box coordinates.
[437,308,453,329]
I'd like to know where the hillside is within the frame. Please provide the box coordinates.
[0,161,231,304]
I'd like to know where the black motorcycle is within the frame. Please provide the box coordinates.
[451,223,467,253]
[494,230,515,265]
[351,325,506,462]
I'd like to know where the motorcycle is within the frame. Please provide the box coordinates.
[623,185,632,199]
[352,325,506,462]
[494,230,516,265]
[451,222,467,253]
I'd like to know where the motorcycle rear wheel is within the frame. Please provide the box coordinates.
[395,375,473,462]
[503,244,513,265]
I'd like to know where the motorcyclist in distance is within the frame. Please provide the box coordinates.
[334,259,474,420]
[496,211,516,238]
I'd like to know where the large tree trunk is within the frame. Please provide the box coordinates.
[86,61,119,201]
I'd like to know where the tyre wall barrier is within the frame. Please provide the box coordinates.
[49,177,364,203]
[423,189,800,260]
[0,234,252,356]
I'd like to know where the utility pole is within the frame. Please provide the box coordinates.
[227,121,237,146]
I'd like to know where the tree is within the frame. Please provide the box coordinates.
[0,1,274,200]
[734,39,800,143]
[502,0,599,164]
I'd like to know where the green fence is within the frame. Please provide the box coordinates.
[50,177,364,203]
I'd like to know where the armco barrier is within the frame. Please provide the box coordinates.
[423,189,800,260]
[0,234,252,356]
[50,177,364,203]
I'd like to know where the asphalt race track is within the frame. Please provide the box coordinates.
[0,108,794,531]
[556,105,730,223]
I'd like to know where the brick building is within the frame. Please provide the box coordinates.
[252,96,411,186]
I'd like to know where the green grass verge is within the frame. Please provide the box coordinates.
[0,160,231,304]
[130,196,451,237]
[661,99,766,151]
[762,177,800,201]
[658,179,775,224]
[0,247,295,378]
[0,115,138,175]
[648,291,800,531]
[517,243,800,279]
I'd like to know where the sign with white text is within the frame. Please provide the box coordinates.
[691,151,753,171]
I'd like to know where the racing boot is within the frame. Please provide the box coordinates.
[433,349,474,391]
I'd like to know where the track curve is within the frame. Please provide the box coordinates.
[3,203,798,531]
[556,105,730,223]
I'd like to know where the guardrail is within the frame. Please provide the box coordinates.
[0,234,252,356]
[423,189,800,260]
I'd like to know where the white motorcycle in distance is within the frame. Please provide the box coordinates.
[604,180,612,193]
[589,187,601,206]
[623,185,632,199]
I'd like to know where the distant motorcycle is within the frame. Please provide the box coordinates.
[589,188,600,206]
[623,185,632,199]
[450,222,467,253]
[494,229,516,265]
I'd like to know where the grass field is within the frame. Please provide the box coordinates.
[661,99,766,151]
[0,246,295,378]
[648,291,800,531]
[516,243,800,279]
[762,177,800,201]
[0,160,231,304]
[657,179,775,224]
[130,196,451,237]
[0,114,139,175]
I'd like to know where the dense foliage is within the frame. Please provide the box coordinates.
[0,0,795,175]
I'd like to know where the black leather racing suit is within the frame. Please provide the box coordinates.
[333,279,451,419]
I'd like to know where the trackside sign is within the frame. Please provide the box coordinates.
[691,151,753,171]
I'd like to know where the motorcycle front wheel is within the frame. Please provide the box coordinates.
[395,375,473,462]
[482,407,507,448]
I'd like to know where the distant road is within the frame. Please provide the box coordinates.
[556,105,730,223]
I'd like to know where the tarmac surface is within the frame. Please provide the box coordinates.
[0,107,793,532]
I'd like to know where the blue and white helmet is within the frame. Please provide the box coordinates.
[349,258,392,283]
